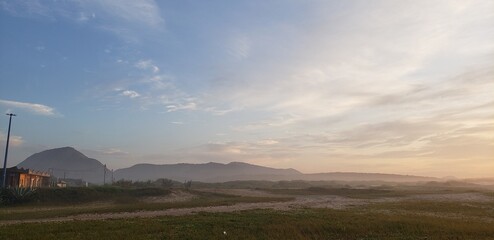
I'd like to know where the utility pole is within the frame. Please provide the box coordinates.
[48,168,54,187]
[2,113,16,188]
[103,164,106,185]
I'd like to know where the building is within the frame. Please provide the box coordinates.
[56,180,67,188]
[1,167,51,188]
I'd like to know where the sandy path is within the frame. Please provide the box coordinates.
[1,191,491,226]
[198,188,288,198]
[0,195,370,225]
[406,192,493,202]
[143,190,196,203]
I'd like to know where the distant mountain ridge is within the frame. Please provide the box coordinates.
[17,147,107,183]
[303,172,438,182]
[18,147,440,184]
[114,161,302,182]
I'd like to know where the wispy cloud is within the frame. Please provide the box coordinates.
[166,102,197,112]
[88,0,163,27]
[3,1,491,177]
[0,0,52,18]
[203,0,494,132]
[79,147,133,168]
[0,131,23,147]
[227,34,251,60]
[0,0,165,40]
[0,99,58,116]
[146,75,172,90]
[120,90,140,99]
[167,114,494,176]
[99,59,205,113]
[100,147,129,155]
[135,59,159,73]
[1,0,165,27]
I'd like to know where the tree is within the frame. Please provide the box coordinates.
[155,178,174,189]
[184,180,192,190]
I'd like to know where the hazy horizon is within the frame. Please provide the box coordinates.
[1,1,493,178]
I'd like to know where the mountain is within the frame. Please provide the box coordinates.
[462,177,494,185]
[114,162,302,182]
[18,147,441,184]
[113,162,439,183]
[302,172,438,182]
[17,147,108,184]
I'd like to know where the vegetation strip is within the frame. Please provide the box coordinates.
[1,208,494,240]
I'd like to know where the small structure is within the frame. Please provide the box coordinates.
[62,178,88,187]
[56,180,67,188]
[1,167,50,188]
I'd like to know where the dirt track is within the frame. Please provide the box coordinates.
[1,190,492,226]
[1,195,373,225]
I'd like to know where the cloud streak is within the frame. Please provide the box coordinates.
[120,90,140,99]
[100,60,202,113]
[88,0,164,27]
[135,59,160,73]
[201,0,494,131]
[0,131,23,147]
[3,0,165,27]
[0,99,58,116]
[0,0,165,40]
[3,1,492,177]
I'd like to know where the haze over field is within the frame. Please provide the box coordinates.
[0,1,493,178]
[17,146,442,184]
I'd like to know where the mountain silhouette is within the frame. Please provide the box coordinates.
[18,147,439,184]
[17,147,107,183]
[114,161,302,182]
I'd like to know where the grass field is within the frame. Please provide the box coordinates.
[1,206,493,240]
[1,184,493,239]
[0,190,291,221]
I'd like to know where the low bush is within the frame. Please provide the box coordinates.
[130,188,170,197]
[0,186,171,206]
[36,186,170,204]
[0,187,38,205]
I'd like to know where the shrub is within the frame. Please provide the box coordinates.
[114,179,133,188]
[0,187,38,205]
[184,180,192,190]
[154,178,174,189]
[131,188,170,197]
[33,186,171,205]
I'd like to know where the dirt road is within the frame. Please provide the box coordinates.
[1,190,492,226]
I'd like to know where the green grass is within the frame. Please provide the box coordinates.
[1,184,492,239]
[263,186,487,199]
[0,190,292,221]
[367,200,494,219]
[264,187,407,199]
[35,186,171,204]
[1,186,173,207]
[1,207,493,240]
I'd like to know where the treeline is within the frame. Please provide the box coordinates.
[0,186,172,206]
[112,178,192,189]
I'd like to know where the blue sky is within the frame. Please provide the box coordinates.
[1,0,493,177]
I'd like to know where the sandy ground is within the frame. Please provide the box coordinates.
[1,190,492,226]
[199,188,287,198]
[143,190,196,203]
[0,195,372,225]
[406,192,493,202]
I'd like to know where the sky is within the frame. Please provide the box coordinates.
[0,0,493,178]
